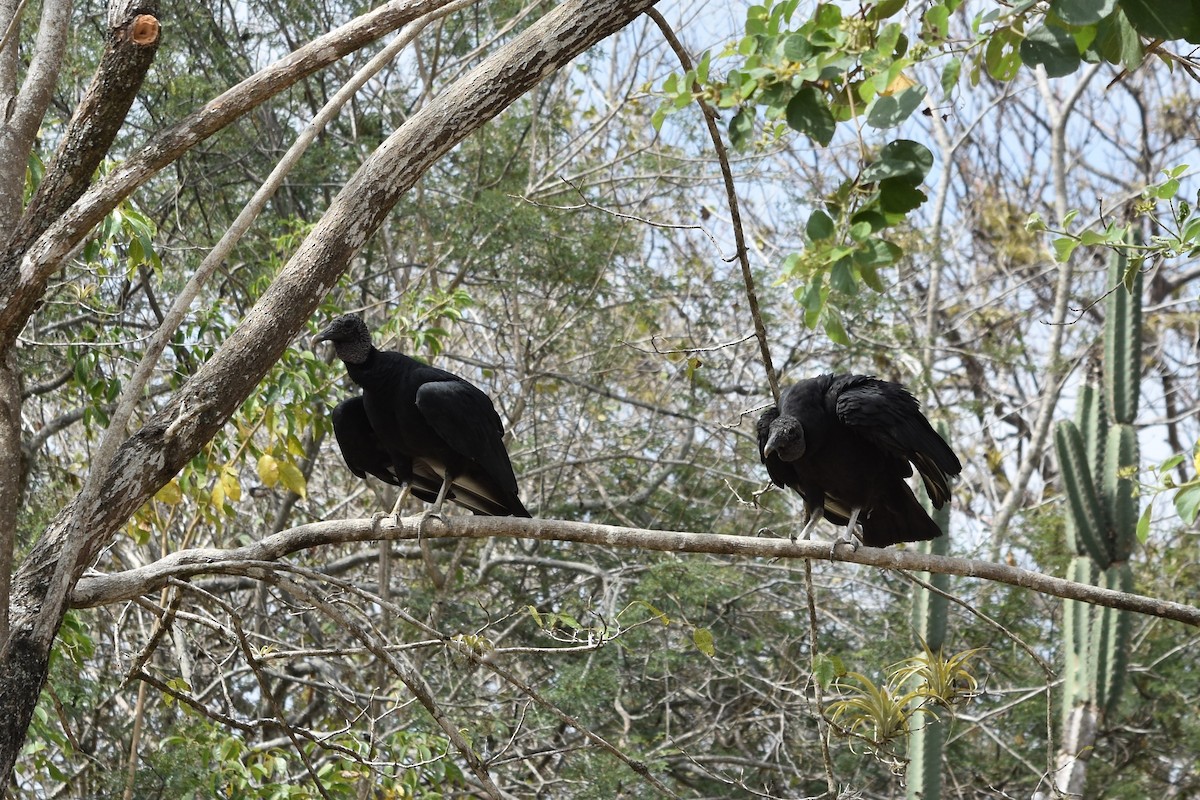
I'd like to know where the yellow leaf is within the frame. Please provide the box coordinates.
[693,627,716,657]
[210,482,226,508]
[280,462,306,499]
[155,479,182,505]
[257,454,280,487]
[882,71,916,96]
[221,468,241,503]
[287,434,306,459]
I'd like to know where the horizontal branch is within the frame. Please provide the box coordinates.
[71,516,1200,628]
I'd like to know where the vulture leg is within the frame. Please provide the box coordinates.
[794,501,824,541]
[830,506,865,558]
[431,473,454,516]
[416,477,453,542]
[420,471,455,523]
[389,484,412,520]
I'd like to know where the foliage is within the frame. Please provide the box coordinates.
[5,0,1200,797]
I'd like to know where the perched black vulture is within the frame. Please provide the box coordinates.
[315,314,530,517]
[757,373,961,548]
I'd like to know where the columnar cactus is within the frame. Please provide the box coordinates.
[1051,244,1141,795]
[906,421,951,800]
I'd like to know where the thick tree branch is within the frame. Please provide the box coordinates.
[10,1,161,256]
[0,0,459,349]
[72,515,1200,628]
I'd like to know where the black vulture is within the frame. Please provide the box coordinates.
[315,314,530,517]
[757,373,961,549]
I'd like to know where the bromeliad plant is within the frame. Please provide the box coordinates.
[825,645,982,765]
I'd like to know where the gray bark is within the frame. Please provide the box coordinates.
[70,515,1200,628]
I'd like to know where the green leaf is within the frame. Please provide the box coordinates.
[1120,0,1200,43]
[651,104,668,132]
[1020,23,1082,77]
[879,177,928,214]
[940,57,961,98]
[1160,453,1186,473]
[1176,483,1200,525]
[806,209,835,240]
[729,107,755,149]
[785,85,836,146]
[855,237,903,268]
[628,599,671,626]
[866,84,928,129]
[984,28,1022,80]
[802,273,825,328]
[812,652,844,688]
[815,3,843,29]
[783,33,814,61]
[1182,217,1200,245]
[867,0,906,21]
[823,312,851,344]
[831,258,856,293]
[1087,8,1143,69]
[924,4,951,38]
[1122,255,1142,293]
[1053,0,1117,26]
[693,627,716,657]
[1053,236,1080,262]
[1136,503,1152,543]
[858,261,886,292]
[862,139,934,183]
[848,221,873,243]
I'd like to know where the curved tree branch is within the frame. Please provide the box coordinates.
[72,514,1200,628]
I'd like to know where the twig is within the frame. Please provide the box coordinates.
[646,9,780,405]
[183,580,334,800]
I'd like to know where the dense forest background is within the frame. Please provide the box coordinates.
[2,0,1199,797]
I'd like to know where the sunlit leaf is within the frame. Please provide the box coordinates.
[155,479,183,506]
[258,454,280,487]
[280,462,307,499]
[1176,483,1200,525]
[693,627,716,657]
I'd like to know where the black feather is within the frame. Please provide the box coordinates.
[316,315,530,517]
[758,373,961,547]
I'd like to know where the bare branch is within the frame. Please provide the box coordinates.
[72,515,1200,628]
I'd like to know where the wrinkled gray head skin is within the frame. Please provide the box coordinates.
[765,415,806,461]
[313,314,372,365]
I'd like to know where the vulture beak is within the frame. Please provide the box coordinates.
[311,327,333,349]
